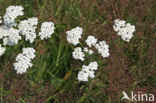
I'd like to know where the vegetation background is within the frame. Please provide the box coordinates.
[0,0,156,103]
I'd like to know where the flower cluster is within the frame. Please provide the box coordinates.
[66,27,110,81]
[85,36,97,47]
[68,20,135,81]
[0,5,55,74]
[3,6,24,27]
[95,41,110,58]
[14,48,35,74]
[0,26,22,46]
[0,6,55,47]
[0,44,6,57]
[113,19,136,42]
[72,47,85,61]
[39,22,55,40]
[0,6,24,47]
[0,5,136,78]
[18,17,38,43]
[66,27,83,45]
[78,62,98,81]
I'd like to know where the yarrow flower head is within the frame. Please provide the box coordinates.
[3,6,24,27]
[39,22,55,40]
[113,19,136,42]
[18,17,38,43]
[95,41,110,58]
[88,62,98,71]
[14,47,36,74]
[22,48,36,59]
[72,47,85,61]
[77,71,89,82]
[66,27,83,45]
[78,61,98,81]
[85,35,97,47]
[2,28,21,46]
[0,44,6,57]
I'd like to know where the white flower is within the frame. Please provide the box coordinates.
[3,6,24,27]
[2,28,21,46]
[83,47,89,53]
[14,47,36,74]
[18,17,38,43]
[39,22,55,40]
[0,44,6,56]
[14,54,32,74]
[0,16,2,24]
[66,27,83,45]
[113,19,136,42]
[72,47,85,61]
[78,71,89,81]
[83,47,94,55]
[82,66,95,79]
[113,19,126,32]
[78,61,98,82]
[22,48,36,59]
[85,35,97,47]
[88,50,93,55]
[95,41,110,58]
[88,61,98,71]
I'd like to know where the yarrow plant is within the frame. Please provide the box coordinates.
[0,6,136,80]
[66,27,110,81]
[0,6,23,46]
[0,5,55,74]
[113,19,136,42]
[69,20,135,81]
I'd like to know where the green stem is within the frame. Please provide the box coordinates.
[79,42,84,48]
[55,41,62,68]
